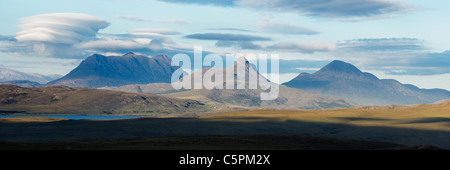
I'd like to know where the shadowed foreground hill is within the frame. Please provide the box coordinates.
[0,85,209,116]
[0,135,415,150]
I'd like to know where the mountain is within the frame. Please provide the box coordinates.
[0,84,209,116]
[0,67,60,84]
[164,58,356,110]
[47,52,181,88]
[283,60,450,106]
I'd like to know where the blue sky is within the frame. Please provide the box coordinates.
[1,0,450,90]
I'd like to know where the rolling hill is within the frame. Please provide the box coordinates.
[0,84,210,116]
[283,60,450,106]
[100,83,181,94]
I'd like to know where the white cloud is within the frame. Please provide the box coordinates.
[0,13,110,58]
[16,13,110,44]
[133,38,152,45]
[128,31,174,44]
[78,37,146,51]
[0,13,185,58]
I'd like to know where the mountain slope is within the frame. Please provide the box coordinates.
[47,52,180,88]
[283,60,450,106]
[165,58,356,110]
[100,83,181,95]
[0,84,209,116]
[0,67,60,84]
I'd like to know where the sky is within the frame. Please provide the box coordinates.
[0,0,450,90]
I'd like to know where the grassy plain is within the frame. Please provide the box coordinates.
[1,101,449,150]
[202,101,450,132]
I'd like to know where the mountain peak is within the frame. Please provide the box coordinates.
[124,52,135,56]
[122,52,145,58]
[316,60,362,75]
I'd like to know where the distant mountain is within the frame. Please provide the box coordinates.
[0,80,42,87]
[283,60,450,106]
[0,84,208,116]
[0,67,60,84]
[47,52,181,88]
[164,58,356,110]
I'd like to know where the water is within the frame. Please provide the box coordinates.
[0,115,140,120]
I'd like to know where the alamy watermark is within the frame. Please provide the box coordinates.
[170,46,279,100]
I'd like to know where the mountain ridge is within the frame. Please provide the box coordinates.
[47,53,180,88]
[283,60,450,106]
[164,57,356,109]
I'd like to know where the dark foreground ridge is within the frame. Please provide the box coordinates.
[1,116,449,149]
[0,134,431,150]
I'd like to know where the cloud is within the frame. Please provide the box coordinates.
[0,13,189,58]
[390,51,450,75]
[0,35,16,41]
[238,0,411,18]
[209,28,253,32]
[258,21,319,35]
[0,39,18,52]
[78,37,146,51]
[184,32,269,51]
[16,13,110,44]
[215,41,263,50]
[327,38,450,75]
[184,33,271,41]
[184,33,335,53]
[95,28,178,52]
[115,15,189,25]
[338,38,425,51]
[0,13,110,58]
[158,0,413,20]
[267,41,337,53]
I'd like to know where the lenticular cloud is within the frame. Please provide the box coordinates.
[16,13,110,44]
